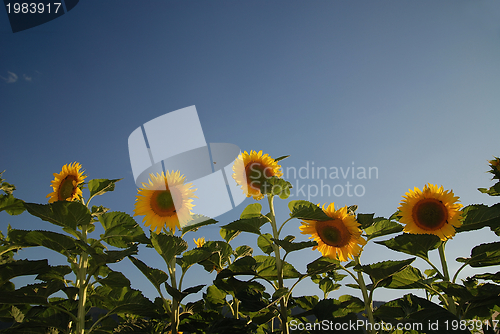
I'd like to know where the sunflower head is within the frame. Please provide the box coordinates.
[194,237,205,248]
[47,162,87,203]
[488,157,500,179]
[300,203,366,262]
[398,183,463,241]
[134,171,197,233]
[232,150,283,200]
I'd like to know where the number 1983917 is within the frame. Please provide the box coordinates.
[5,3,62,14]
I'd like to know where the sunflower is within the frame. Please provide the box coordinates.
[47,162,86,203]
[134,171,197,233]
[488,157,500,179]
[232,150,283,200]
[398,183,463,241]
[194,237,205,248]
[300,203,366,262]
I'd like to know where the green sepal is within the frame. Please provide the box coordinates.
[288,200,331,221]
[375,233,441,261]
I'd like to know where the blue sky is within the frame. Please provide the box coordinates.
[2,1,500,305]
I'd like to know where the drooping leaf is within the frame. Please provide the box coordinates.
[178,247,215,273]
[272,235,317,254]
[356,213,374,229]
[180,214,218,237]
[0,194,25,215]
[376,233,441,261]
[219,227,240,243]
[217,256,257,279]
[88,178,122,200]
[306,257,341,276]
[364,217,403,240]
[355,258,415,288]
[164,282,204,303]
[257,233,274,255]
[8,229,78,261]
[221,216,268,236]
[288,200,331,221]
[128,256,168,291]
[377,265,427,289]
[0,259,51,287]
[24,201,91,231]
[35,265,72,283]
[204,284,226,306]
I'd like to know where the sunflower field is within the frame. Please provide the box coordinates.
[1,152,500,334]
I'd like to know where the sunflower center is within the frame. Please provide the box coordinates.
[245,162,272,190]
[58,176,77,200]
[150,189,178,217]
[412,198,448,230]
[316,220,350,247]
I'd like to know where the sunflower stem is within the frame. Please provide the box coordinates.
[438,242,457,315]
[167,256,180,334]
[267,195,289,334]
[355,256,376,334]
[76,225,89,334]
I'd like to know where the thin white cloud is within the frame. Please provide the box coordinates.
[0,71,18,83]
[23,74,32,82]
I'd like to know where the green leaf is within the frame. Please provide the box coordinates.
[150,233,188,265]
[219,227,240,243]
[10,305,24,323]
[24,201,91,231]
[0,281,65,305]
[288,200,331,221]
[274,155,290,162]
[35,265,72,283]
[128,256,168,291]
[478,181,500,196]
[458,241,500,267]
[355,258,415,288]
[197,241,233,273]
[234,245,253,259]
[260,176,292,199]
[88,178,122,200]
[92,283,156,318]
[254,255,301,279]
[456,203,500,233]
[221,216,268,236]
[473,271,500,283]
[177,247,215,273]
[293,295,319,311]
[272,287,288,302]
[180,214,218,237]
[356,213,374,229]
[99,211,149,248]
[272,235,317,254]
[257,233,274,255]
[377,265,426,289]
[375,233,441,261]
[318,277,340,297]
[306,257,341,276]
[204,284,226,306]
[364,217,403,241]
[0,194,25,215]
[217,256,257,279]
[240,203,263,219]
[164,282,204,303]
[0,259,51,287]
[8,229,78,260]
